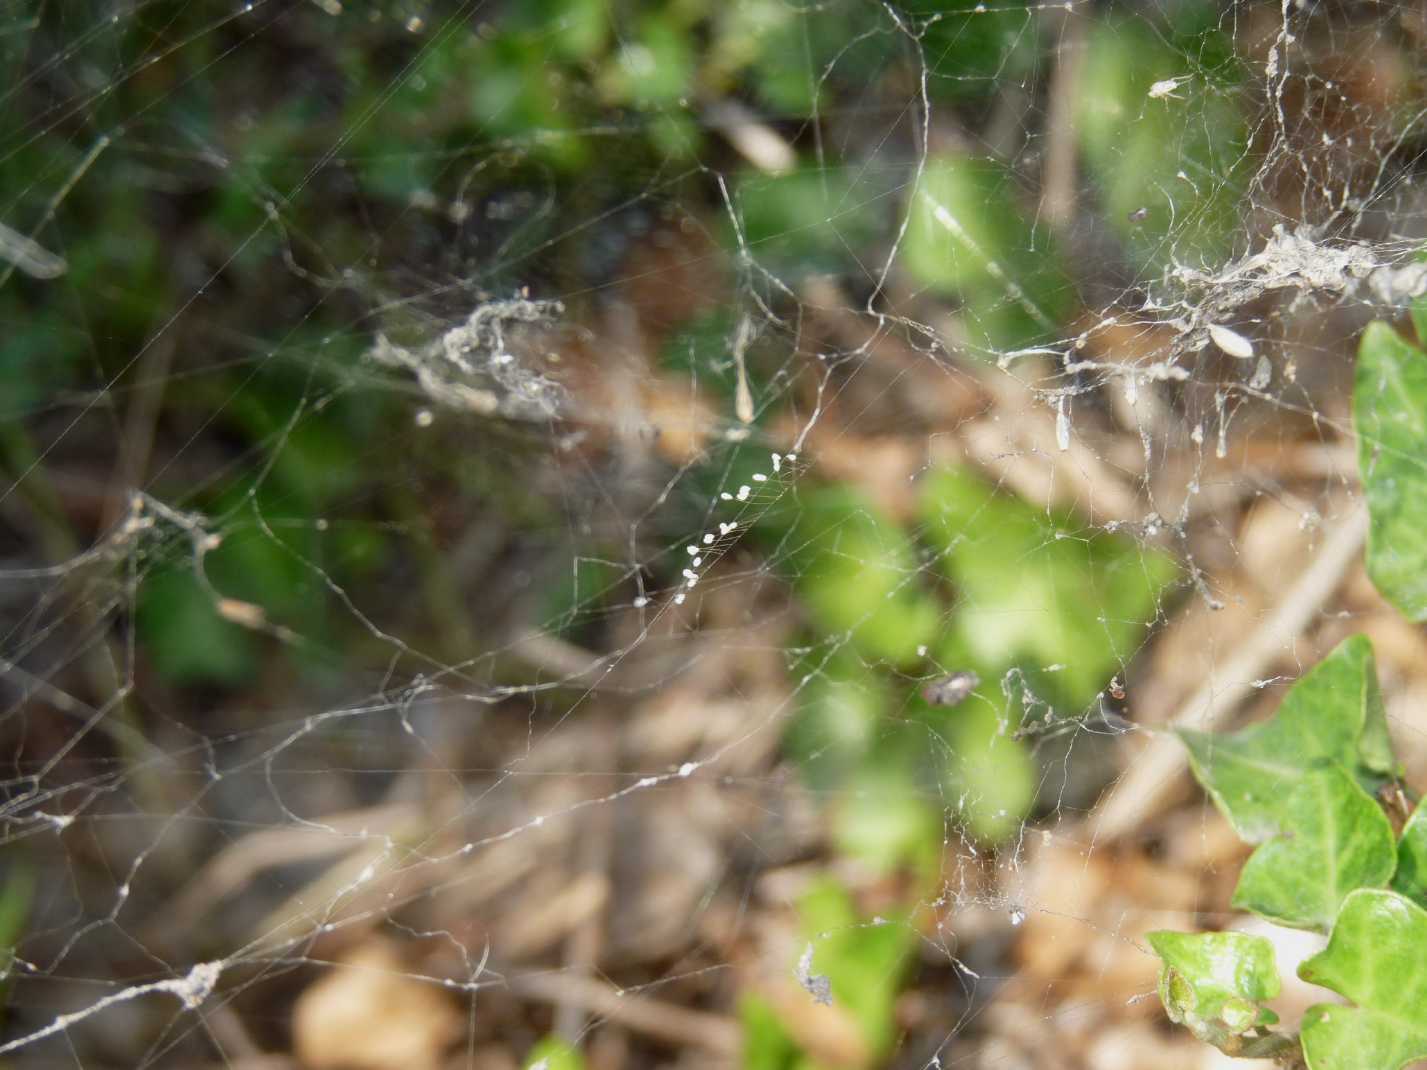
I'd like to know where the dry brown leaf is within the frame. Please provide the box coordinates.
[760,982,871,1068]
[1236,496,1321,597]
[799,431,924,520]
[1015,839,1110,983]
[638,376,721,466]
[1014,836,1199,1011]
[293,941,461,1070]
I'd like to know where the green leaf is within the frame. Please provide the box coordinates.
[1074,17,1246,273]
[796,881,916,1059]
[524,1035,585,1070]
[783,487,941,666]
[943,703,1037,846]
[832,731,942,874]
[1298,889,1427,1070]
[538,556,621,638]
[902,156,1073,350]
[736,168,885,276]
[1146,930,1294,1058]
[1355,320,1427,621]
[832,782,940,877]
[466,36,587,169]
[0,863,35,984]
[601,14,694,108]
[914,0,1037,101]
[1178,635,1398,844]
[504,0,608,62]
[1391,798,1427,909]
[740,994,800,1070]
[1230,767,1396,931]
[1413,298,1427,351]
[714,0,892,115]
[784,653,890,790]
[137,565,257,686]
[921,465,1178,711]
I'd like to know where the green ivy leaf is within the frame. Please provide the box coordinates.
[783,487,942,666]
[921,466,1178,712]
[1391,798,1427,909]
[524,1035,585,1070]
[797,881,916,1060]
[1230,767,1396,931]
[1298,889,1427,1070]
[943,703,1037,846]
[739,994,800,1070]
[785,653,890,791]
[1355,321,1427,621]
[1074,17,1246,273]
[902,156,1073,351]
[1146,930,1294,1059]
[832,758,942,876]
[1178,635,1398,844]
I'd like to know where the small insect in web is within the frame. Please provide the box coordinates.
[921,670,980,708]
[1146,75,1189,100]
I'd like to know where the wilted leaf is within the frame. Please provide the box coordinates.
[293,942,461,1070]
[1146,930,1293,1059]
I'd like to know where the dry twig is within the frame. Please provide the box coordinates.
[1091,501,1368,841]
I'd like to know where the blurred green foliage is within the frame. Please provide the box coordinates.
[1075,13,1247,274]
[741,880,916,1070]
[922,467,1179,710]
[780,466,1177,859]
[904,155,1074,351]
[0,865,35,991]
[5,2,1237,1064]
[524,1035,587,1070]
[737,169,887,277]
[782,487,941,667]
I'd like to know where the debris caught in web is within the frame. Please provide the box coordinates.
[795,944,833,1006]
[922,671,981,708]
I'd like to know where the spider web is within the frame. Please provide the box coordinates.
[3,1,1427,1068]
